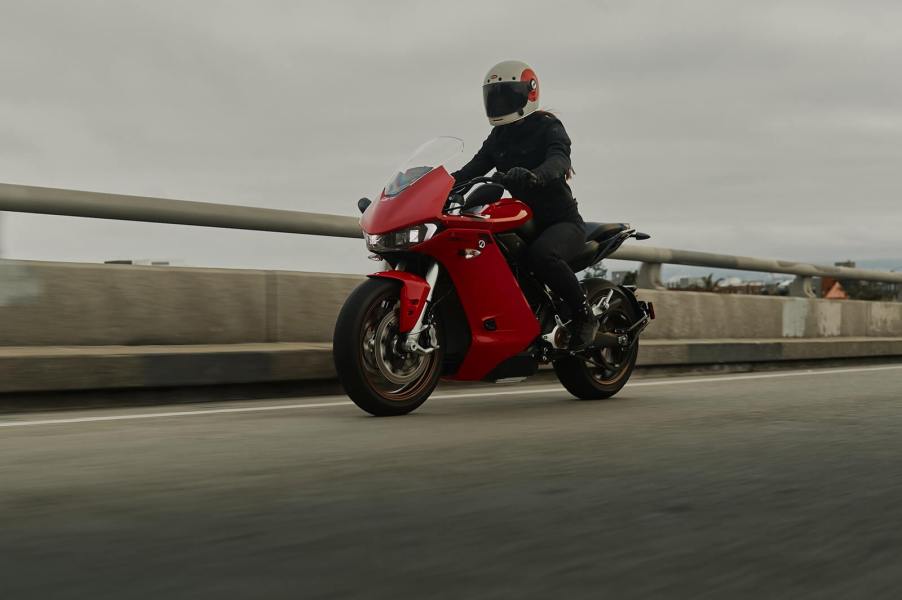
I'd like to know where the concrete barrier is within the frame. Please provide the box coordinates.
[0,260,359,345]
[637,290,902,339]
[1,259,901,393]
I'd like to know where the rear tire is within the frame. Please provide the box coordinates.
[553,279,639,400]
[333,278,443,416]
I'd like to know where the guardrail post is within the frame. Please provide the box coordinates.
[789,276,817,298]
[637,262,665,290]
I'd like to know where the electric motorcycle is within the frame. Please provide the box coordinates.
[333,137,655,416]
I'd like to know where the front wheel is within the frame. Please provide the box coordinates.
[553,279,639,400]
[333,278,443,416]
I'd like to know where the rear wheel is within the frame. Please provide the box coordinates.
[553,279,639,400]
[333,278,443,416]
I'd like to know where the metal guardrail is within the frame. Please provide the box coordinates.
[0,183,362,239]
[615,246,902,286]
[2,182,901,289]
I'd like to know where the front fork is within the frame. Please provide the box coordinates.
[403,261,440,354]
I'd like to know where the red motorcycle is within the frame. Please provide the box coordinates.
[334,138,654,416]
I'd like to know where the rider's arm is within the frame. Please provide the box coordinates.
[451,137,495,184]
[531,120,572,186]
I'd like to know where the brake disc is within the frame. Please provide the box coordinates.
[373,311,430,386]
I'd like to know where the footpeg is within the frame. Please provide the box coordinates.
[541,315,571,350]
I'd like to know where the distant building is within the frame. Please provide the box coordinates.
[668,276,708,289]
[665,273,794,295]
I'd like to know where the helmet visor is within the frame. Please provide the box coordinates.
[483,81,531,118]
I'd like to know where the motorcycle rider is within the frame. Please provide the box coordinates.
[452,60,599,349]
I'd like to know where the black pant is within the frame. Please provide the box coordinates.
[527,219,586,314]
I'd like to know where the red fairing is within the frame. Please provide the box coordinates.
[360,164,538,380]
[416,228,540,380]
[360,167,453,235]
[439,198,532,234]
[368,271,430,333]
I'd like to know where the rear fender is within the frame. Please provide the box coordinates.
[368,271,430,333]
[617,284,654,324]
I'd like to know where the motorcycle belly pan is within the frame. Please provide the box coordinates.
[420,229,540,380]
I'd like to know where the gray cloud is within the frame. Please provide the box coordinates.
[1,0,900,271]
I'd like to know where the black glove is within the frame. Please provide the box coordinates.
[502,167,539,190]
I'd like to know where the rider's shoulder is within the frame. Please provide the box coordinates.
[534,112,569,141]
[533,111,567,136]
[535,110,563,125]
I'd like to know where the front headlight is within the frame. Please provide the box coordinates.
[365,223,438,252]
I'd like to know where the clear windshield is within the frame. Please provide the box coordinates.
[384,137,463,197]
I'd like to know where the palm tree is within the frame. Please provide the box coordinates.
[701,273,724,291]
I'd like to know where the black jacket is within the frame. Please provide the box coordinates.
[452,111,580,227]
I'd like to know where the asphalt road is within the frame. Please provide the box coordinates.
[2,364,902,599]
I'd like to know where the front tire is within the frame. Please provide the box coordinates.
[333,278,443,416]
[553,279,639,400]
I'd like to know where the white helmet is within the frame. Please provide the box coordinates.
[482,60,540,126]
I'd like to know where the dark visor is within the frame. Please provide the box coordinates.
[483,81,530,118]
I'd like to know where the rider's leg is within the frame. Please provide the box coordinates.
[527,221,599,349]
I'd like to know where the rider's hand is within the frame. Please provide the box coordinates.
[503,167,539,190]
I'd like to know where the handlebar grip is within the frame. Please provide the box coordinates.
[491,171,506,184]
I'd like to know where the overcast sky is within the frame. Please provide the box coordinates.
[1,0,900,273]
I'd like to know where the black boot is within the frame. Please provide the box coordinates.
[568,301,599,351]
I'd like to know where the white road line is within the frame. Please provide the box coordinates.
[1,363,900,428]
[0,401,354,428]
[432,364,902,399]
[626,363,902,387]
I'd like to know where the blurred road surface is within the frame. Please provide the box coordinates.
[2,364,902,599]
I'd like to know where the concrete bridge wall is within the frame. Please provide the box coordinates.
[2,259,901,392]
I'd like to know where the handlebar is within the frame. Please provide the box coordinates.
[446,172,508,213]
[450,173,505,194]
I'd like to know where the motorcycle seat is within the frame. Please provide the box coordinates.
[584,222,629,242]
[567,223,631,272]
